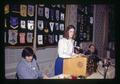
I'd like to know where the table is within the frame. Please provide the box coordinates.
[49,74,83,79]
[49,74,72,79]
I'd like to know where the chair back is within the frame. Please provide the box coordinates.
[16,73,19,79]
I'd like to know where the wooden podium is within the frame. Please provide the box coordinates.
[63,55,88,76]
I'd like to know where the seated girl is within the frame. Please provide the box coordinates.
[16,47,49,79]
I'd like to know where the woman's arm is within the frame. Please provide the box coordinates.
[36,61,49,79]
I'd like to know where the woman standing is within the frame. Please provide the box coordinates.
[55,25,76,75]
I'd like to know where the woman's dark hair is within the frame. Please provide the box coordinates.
[63,25,76,39]
[89,44,95,48]
[22,47,36,60]
[88,44,98,55]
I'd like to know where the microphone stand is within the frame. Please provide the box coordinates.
[102,58,111,79]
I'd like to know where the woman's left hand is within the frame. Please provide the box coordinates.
[71,55,78,58]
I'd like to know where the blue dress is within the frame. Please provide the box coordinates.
[54,38,74,75]
[54,56,63,75]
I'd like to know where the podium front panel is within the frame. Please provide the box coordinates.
[63,56,88,76]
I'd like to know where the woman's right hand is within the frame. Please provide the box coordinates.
[71,55,78,58]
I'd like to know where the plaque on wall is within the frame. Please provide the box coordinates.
[20,20,26,29]
[10,16,19,29]
[38,35,43,45]
[55,35,58,43]
[60,13,64,21]
[79,33,83,41]
[45,7,49,19]
[20,4,27,17]
[44,35,48,44]
[49,22,54,32]
[56,10,59,21]
[28,5,34,17]
[60,23,64,31]
[90,17,93,24]
[59,35,63,40]
[55,23,59,30]
[19,32,26,44]
[50,9,54,20]
[86,33,90,41]
[38,20,44,30]
[48,34,54,44]
[27,20,34,30]
[4,4,9,14]
[83,32,87,39]
[8,30,18,45]
[27,32,33,43]
[38,7,44,16]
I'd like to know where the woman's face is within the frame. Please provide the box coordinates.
[25,56,33,62]
[68,28,75,39]
[89,45,95,53]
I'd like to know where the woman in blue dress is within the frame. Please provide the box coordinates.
[55,25,76,75]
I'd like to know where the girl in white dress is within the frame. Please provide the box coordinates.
[55,25,76,75]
